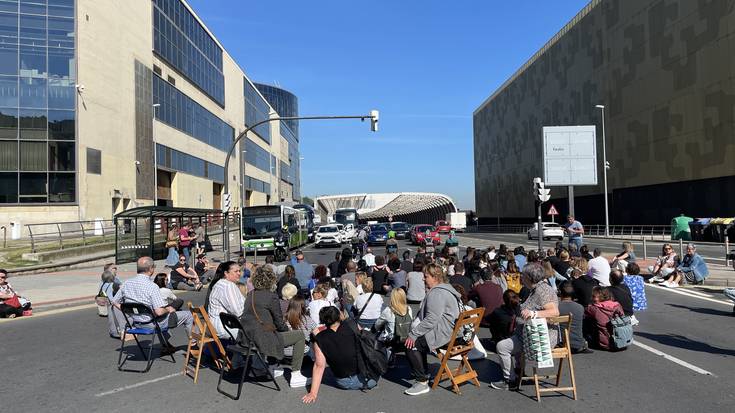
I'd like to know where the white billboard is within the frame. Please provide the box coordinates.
[542,125,598,186]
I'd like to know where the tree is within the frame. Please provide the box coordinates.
[300,196,314,207]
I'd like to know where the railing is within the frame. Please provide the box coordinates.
[467,224,672,240]
[25,220,116,253]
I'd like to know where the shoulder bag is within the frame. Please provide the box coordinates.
[250,292,277,332]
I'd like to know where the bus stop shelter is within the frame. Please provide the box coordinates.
[113,206,241,264]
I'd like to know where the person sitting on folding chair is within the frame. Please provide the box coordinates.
[112,256,194,355]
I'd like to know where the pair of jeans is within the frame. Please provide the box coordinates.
[335,374,378,390]
[165,247,179,266]
[568,237,583,250]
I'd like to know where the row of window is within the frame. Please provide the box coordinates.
[0,139,73,171]
[152,75,233,152]
[244,79,271,143]
[156,143,224,183]
[243,137,272,174]
[244,175,270,195]
[0,11,75,48]
[0,44,75,79]
[153,0,224,106]
[256,83,299,139]
[0,107,74,140]
[0,170,74,203]
[0,76,75,109]
[0,1,74,18]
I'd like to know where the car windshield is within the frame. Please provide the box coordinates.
[437,221,448,226]
[391,223,408,230]
[416,225,435,233]
[370,224,388,232]
[318,226,338,233]
[543,223,561,228]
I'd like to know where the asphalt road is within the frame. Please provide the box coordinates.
[2,239,735,412]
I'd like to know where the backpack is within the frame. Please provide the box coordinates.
[609,314,634,350]
[393,311,413,343]
[346,319,388,381]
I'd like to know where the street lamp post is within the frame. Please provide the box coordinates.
[223,113,379,260]
[298,156,304,204]
[152,103,161,207]
[595,104,610,237]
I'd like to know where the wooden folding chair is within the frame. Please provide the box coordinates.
[520,314,578,402]
[431,307,485,395]
[184,303,231,383]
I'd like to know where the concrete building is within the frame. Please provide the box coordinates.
[316,193,457,224]
[0,0,300,233]
[473,0,735,225]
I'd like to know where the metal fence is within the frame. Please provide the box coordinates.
[25,220,117,253]
[467,224,672,240]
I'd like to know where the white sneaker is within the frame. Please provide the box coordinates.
[289,371,309,388]
[666,282,679,288]
[269,366,284,378]
[660,281,670,287]
[651,276,664,283]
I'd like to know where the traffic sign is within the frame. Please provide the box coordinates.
[547,204,559,216]
[222,192,232,213]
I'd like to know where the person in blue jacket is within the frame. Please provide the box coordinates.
[663,243,709,288]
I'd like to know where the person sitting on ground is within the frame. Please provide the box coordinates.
[362,247,376,268]
[571,259,599,307]
[579,244,594,261]
[449,262,473,296]
[611,241,636,272]
[370,255,391,295]
[583,286,624,351]
[405,259,426,304]
[623,263,647,320]
[302,306,378,403]
[525,249,539,264]
[487,260,508,292]
[0,269,31,318]
[551,249,573,282]
[153,273,183,311]
[400,250,414,273]
[340,265,360,313]
[327,252,341,277]
[206,261,245,339]
[375,288,414,363]
[285,294,317,357]
[112,257,193,354]
[504,258,522,294]
[648,243,678,283]
[241,265,308,388]
[309,265,329,291]
[263,254,279,275]
[468,270,503,326]
[608,269,634,318]
[170,254,203,291]
[542,259,558,291]
[568,243,581,258]
[308,285,336,325]
[666,243,709,288]
[276,265,301,300]
[588,248,612,287]
[293,251,314,290]
[388,256,407,291]
[353,277,384,330]
[513,246,527,269]
[558,281,591,354]
[280,283,298,316]
[491,263,559,391]
[403,263,462,396]
[317,278,340,307]
[488,290,520,344]
[194,253,215,283]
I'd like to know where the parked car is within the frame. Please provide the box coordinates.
[315,224,343,248]
[367,224,390,245]
[410,224,441,246]
[435,220,451,234]
[527,222,565,240]
[390,221,410,239]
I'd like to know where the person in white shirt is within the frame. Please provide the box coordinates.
[206,261,245,338]
[353,277,384,330]
[308,284,335,325]
[587,248,612,287]
[362,248,376,267]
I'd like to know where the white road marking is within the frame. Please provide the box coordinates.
[94,372,183,397]
[632,341,715,376]
[0,303,96,323]
[679,289,713,298]
[647,284,732,306]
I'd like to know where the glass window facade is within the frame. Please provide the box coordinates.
[152,0,224,106]
[153,74,233,152]
[244,175,270,194]
[0,0,76,204]
[243,137,271,174]
[156,143,224,183]
[255,83,299,139]
[243,79,270,143]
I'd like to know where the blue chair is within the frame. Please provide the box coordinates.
[216,313,280,400]
[117,302,174,373]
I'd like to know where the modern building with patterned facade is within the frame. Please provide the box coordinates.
[0,0,302,231]
[315,193,457,225]
[473,0,735,224]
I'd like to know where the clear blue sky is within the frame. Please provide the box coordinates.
[188,0,590,209]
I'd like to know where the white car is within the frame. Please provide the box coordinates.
[315,225,343,248]
[527,222,565,240]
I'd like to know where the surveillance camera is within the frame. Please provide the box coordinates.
[75,84,85,93]
[134,160,141,165]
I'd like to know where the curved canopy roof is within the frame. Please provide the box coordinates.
[315,193,457,224]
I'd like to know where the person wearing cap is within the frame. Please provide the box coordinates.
[293,250,314,290]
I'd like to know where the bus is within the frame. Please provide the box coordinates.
[334,208,359,227]
[241,205,308,253]
[293,203,317,242]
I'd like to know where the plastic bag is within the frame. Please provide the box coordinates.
[522,317,554,368]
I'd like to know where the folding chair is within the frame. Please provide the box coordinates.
[117,302,175,373]
[431,307,485,395]
[184,303,231,383]
[216,313,280,400]
[519,314,578,402]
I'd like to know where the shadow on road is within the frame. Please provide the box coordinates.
[635,332,735,356]
[666,303,734,317]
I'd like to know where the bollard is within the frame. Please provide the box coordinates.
[726,237,730,267]
[679,238,684,257]
[642,238,647,261]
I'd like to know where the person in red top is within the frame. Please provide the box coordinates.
[178,223,193,266]
[468,271,504,326]
[583,286,624,351]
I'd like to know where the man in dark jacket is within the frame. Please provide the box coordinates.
[571,270,600,307]
[608,269,634,316]
[328,252,341,277]
[468,272,503,326]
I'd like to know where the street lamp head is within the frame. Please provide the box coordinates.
[152,103,161,108]
[595,104,605,109]
[369,109,379,132]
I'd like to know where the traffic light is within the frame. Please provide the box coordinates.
[533,177,551,202]
[370,109,379,132]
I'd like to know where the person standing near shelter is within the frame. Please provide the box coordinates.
[179,223,193,266]
[194,224,206,255]
[564,215,584,250]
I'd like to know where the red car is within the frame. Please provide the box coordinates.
[435,220,451,234]
[410,224,441,246]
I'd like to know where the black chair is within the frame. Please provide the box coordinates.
[117,302,174,373]
[216,313,280,400]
